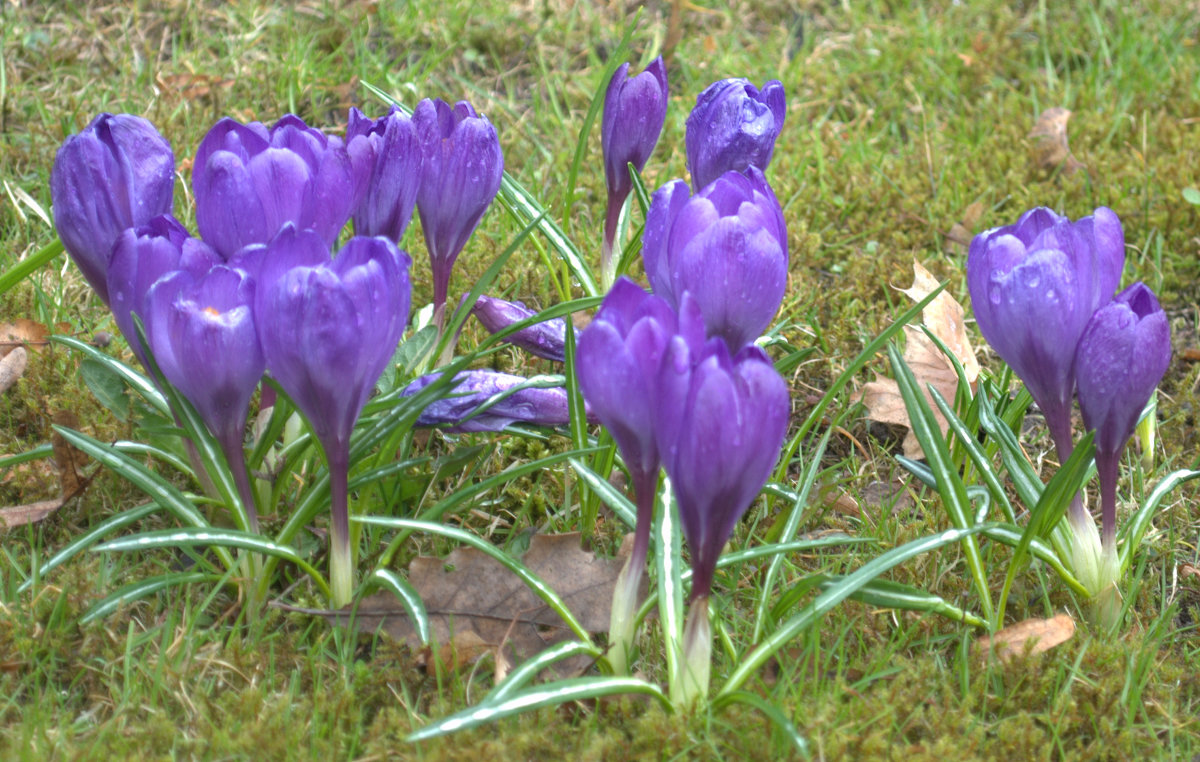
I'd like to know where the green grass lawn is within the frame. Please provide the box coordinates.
[2,0,1199,758]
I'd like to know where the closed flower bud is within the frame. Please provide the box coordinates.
[51,113,176,305]
[413,98,504,325]
[193,115,357,259]
[404,370,570,432]
[107,215,220,368]
[346,105,423,243]
[967,206,1125,457]
[643,168,788,351]
[685,78,785,191]
[471,294,575,363]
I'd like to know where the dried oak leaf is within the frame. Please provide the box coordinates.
[337,532,634,678]
[0,412,90,528]
[975,613,1075,663]
[0,320,49,359]
[1029,107,1085,175]
[858,261,979,459]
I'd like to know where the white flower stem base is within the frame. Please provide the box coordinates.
[672,596,711,710]
[607,552,644,676]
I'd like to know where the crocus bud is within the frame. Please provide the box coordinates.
[107,215,220,369]
[576,278,705,674]
[471,294,575,363]
[346,105,423,243]
[143,265,265,530]
[254,226,412,605]
[413,99,504,327]
[967,206,1125,458]
[643,168,788,351]
[655,338,789,605]
[50,113,176,305]
[1076,282,1171,548]
[685,78,785,190]
[403,370,570,431]
[193,115,357,259]
[655,335,789,705]
[600,57,668,285]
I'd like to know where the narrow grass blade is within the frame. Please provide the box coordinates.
[1119,468,1200,575]
[80,571,219,623]
[93,527,328,598]
[927,385,1017,524]
[0,443,54,470]
[712,690,809,757]
[51,335,167,414]
[996,430,1094,623]
[753,425,833,641]
[112,440,194,478]
[717,523,992,698]
[980,525,1088,597]
[569,457,636,527]
[561,25,633,230]
[0,238,63,295]
[819,576,988,629]
[407,676,668,742]
[355,517,592,643]
[369,568,430,646]
[17,502,159,594]
[488,640,604,704]
[53,426,217,535]
[888,343,994,623]
[976,383,1044,509]
[653,476,685,701]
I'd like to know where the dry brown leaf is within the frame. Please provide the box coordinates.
[0,412,91,528]
[328,532,635,677]
[944,201,985,252]
[0,347,27,395]
[976,614,1075,663]
[1029,107,1085,175]
[898,261,980,383]
[858,261,980,458]
[1180,564,1199,580]
[0,319,51,358]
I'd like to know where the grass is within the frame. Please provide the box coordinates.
[2,0,1199,758]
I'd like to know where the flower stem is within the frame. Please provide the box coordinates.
[218,428,259,535]
[328,442,354,608]
[1095,450,1120,552]
[674,595,711,710]
[606,468,657,675]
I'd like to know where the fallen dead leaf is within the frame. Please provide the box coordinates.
[317,532,635,677]
[1029,107,1085,175]
[0,412,91,528]
[1180,564,1199,580]
[976,613,1075,663]
[944,201,985,253]
[0,320,50,358]
[0,347,26,395]
[858,261,980,458]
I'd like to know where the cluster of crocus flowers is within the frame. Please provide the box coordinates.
[967,207,1171,622]
[50,100,503,607]
[582,71,792,699]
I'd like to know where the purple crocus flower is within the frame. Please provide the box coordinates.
[576,277,705,673]
[50,112,176,305]
[403,370,570,432]
[192,115,357,259]
[655,335,789,702]
[107,214,221,369]
[143,265,265,530]
[643,167,788,351]
[600,57,668,286]
[685,78,786,191]
[1076,282,1171,548]
[967,206,1125,459]
[413,98,504,330]
[346,105,423,243]
[471,294,576,363]
[254,225,412,605]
